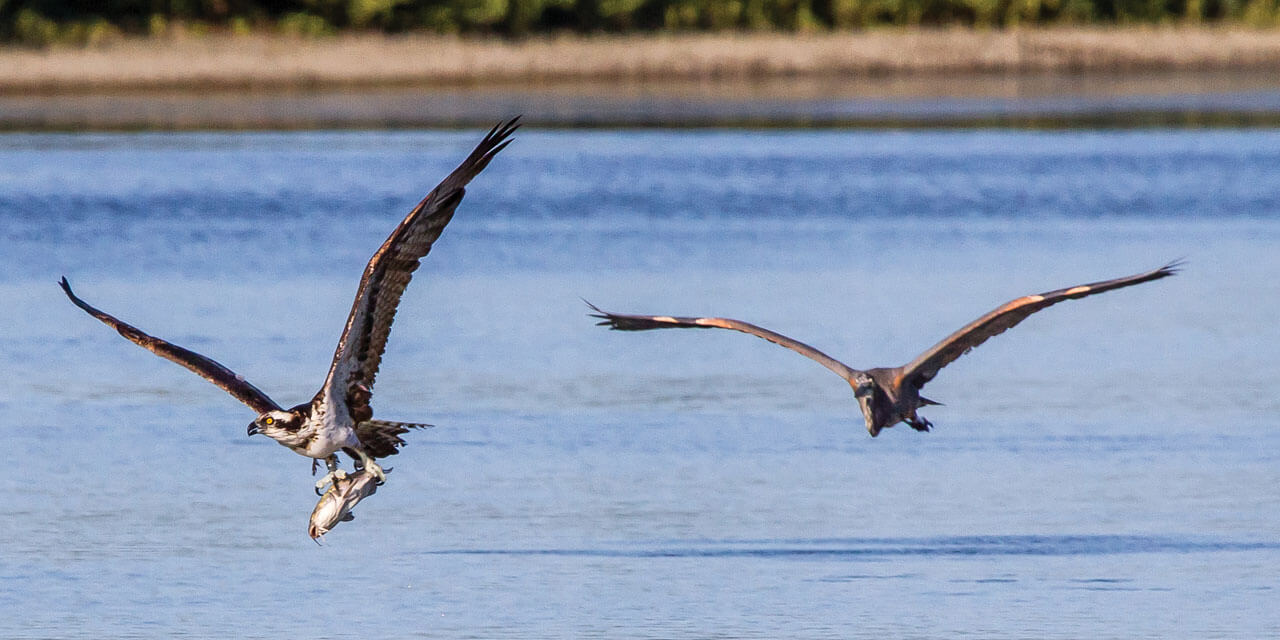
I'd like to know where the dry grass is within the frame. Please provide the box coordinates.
[4,27,1280,92]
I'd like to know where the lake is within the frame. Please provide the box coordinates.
[1,127,1277,637]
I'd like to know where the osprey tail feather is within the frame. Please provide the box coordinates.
[353,419,433,459]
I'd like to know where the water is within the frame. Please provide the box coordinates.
[1,128,1278,638]
[8,71,1280,129]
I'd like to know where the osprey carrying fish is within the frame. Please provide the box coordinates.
[591,261,1179,437]
[61,118,519,493]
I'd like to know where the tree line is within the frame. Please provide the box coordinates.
[5,0,1279,45]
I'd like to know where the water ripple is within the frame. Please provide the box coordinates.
[415,534,1279,559]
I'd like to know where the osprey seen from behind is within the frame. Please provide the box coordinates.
[591,261,1180,437]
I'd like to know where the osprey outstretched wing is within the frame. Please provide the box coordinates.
[320,118,519,455]
[587,301,860,381]
[60,277,281,415]
[897,260,1182,390]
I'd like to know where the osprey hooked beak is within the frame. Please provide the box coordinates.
[247,413,275,436]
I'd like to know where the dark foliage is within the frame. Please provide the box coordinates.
[3,0,1277,45]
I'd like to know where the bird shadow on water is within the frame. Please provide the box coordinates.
[413,534,1278,560]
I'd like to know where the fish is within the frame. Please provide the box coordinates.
[308,469,380,541]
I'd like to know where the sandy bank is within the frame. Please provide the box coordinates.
[4,28,1280,92]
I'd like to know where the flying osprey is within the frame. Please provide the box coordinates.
[590,261,1179,437]
[61,118,519,492]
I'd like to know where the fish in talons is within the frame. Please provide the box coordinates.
[309,468,382,542]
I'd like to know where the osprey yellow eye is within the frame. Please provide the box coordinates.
[265,417,274,425]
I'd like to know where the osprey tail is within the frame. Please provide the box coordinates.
[351,419,433,459]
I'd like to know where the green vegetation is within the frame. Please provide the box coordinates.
[3,0,1279,45]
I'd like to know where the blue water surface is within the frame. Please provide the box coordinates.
[1,128,1277,638]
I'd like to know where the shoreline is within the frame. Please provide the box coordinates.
[5,27,1280,93]
[5,73,1280,130]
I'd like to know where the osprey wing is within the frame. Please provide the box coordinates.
[589,302,861,382]
[321,118,518,416]
[897,260,1181,391]
[60,277,282,414]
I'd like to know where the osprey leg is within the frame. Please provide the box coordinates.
[313,455,346,495]
[906,414,933,432]
[352,448,387,485]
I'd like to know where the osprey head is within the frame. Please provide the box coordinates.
[850,374,882,437]
[248,409,302,438]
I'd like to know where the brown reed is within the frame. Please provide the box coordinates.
[3,27,1280,93]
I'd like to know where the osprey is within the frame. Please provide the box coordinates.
[61,118,519,492]
[590,261,1179,436]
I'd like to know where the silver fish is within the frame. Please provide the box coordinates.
[308,469,380,540]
